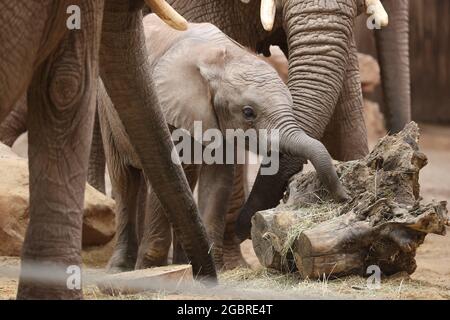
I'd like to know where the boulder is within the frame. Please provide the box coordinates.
[0,143,115,256]
[363,99,387,143]
[358,53,381,94]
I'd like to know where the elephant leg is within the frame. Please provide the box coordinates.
[197,163,235,270]
[172,233,188,265]
[172,164,201,265]
[0,94,27,147]
[106,163,141,273]
[135,182,172,269]
[0,1,69,116]
[322,37,369,161]
[135,172,148,243]
[17,4,100,299]
[375,0,411,133]
[96,81,140,273]
[87,108,106,193]
[223,164,247,270]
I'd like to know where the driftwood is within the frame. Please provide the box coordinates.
[252,122,449,278]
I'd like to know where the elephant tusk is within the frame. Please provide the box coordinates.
[145,0,188,31]
[260,0,276,32]
[366,0,389,28]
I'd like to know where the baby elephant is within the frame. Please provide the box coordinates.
[99,14,348,272]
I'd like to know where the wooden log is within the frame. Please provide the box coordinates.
[97,264,193,295]
[251,210,299,272]
[251,123,449,278]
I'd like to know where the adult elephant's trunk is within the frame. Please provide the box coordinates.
[99,0,216,282]
[283,0,356,139]
[375,0,410,133]
[236,0,357,241]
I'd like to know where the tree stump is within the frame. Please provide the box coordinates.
[252,122,449,278]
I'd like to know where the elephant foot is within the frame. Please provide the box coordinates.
[106,247,137,274]
[222,244,248,271]
[223,255,248,271]
[135,252,169,270]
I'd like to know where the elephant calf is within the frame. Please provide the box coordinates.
[98,14,348,272]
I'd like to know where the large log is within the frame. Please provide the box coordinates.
[252,122,449,278]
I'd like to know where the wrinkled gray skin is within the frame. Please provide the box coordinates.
[164,0,410,240]
[98,15,347,270]
[0,0,216,299]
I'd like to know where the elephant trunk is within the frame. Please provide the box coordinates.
[277,120,348,201]
[264,109,349,202]
[99,0,216,282]
[375,0,411,133]
[236,115,348,242]
[282,0,356,139]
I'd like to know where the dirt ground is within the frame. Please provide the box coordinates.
[0,123,449,300]
[407,124,450,291]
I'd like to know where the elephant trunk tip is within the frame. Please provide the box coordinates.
[331,182,350,203]
[282,130,350,203]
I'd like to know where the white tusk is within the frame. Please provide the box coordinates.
[240,0,251,3]
[366,0,389,28]
[145,0,188,31]
[260,0,276,32]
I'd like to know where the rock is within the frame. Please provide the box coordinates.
[97,265,193,295]
[0,143,115,256]
[252,122,449,278]
[82,184,116,247]
[11,132,28,158]
[358,53,380,93]
[363,99,387,144]
[0,142,20,159]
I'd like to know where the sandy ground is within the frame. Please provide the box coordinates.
[0,123,449,299]
[408,124,450,291]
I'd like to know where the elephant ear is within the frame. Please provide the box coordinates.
[153,39,227,135]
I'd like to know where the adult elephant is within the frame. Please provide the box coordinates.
[165,0,406,240]
[0,0,216,299]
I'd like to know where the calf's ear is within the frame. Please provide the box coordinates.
[153,40,224,135]
[197,46,227,84]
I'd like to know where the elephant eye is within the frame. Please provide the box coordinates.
[242,106,256,121]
